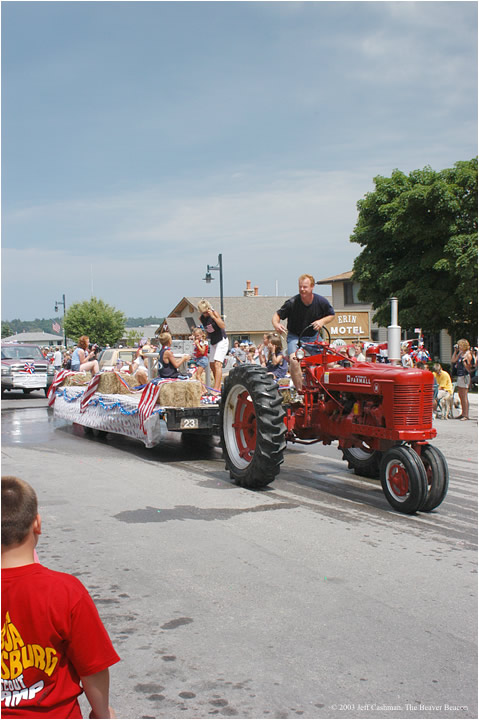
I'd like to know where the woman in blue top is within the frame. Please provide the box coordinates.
[70,336,100,374]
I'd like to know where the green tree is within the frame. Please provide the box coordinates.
[126,330,141,346]
[350,159,478,339]
[64,297,126,347]
[2,322,13,338]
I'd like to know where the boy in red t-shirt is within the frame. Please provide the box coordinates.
[1,476,120,719]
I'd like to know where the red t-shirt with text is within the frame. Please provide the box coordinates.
[2,564,120,718]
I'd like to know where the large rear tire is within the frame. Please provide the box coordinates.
[419,445,449,512]
[220,366,286,489]
[380,445,427,514]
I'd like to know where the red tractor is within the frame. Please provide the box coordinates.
[220,329,448,515]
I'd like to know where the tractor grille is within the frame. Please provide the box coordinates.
[393,383,434,427]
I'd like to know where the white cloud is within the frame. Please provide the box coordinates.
[2,168,370,318]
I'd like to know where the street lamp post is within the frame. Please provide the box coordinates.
[203,253,224,319]
[54,294,67,346]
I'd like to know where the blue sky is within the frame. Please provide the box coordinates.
[2,1,477,322]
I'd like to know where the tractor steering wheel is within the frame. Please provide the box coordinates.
[298,323,331,350]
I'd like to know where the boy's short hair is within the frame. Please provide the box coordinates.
[1,476,38,546]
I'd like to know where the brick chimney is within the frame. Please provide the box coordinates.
[254,286,259,296]
[243,280,254,297]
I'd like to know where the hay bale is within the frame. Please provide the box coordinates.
[157,380,203,407]
[280,388,293,404]
[62,372,92,386]
[97,371,137,395]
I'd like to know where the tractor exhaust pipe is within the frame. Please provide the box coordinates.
[388,297,401,365]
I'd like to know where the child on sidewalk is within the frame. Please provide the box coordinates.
[1,476,120,719]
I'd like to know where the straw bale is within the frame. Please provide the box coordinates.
[157,380,203,407]
[97,372,137,395]
[62,372,92,386]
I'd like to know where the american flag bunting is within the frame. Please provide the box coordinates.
[80,373,101,413]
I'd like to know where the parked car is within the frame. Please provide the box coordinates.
[1,342,56,396]
[99,347,140,372]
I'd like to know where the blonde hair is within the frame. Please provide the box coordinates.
[159,332,172,346]
[193,328,206,340]
[457,339,470,352]
[299,274,315,287]
[198,299,213,314]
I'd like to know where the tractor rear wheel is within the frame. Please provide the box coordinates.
[342,445,382,479]
[380,445,427,514]
[419,445,449,512]
[220,366,286,489]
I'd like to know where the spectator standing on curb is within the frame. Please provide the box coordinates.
[230,341,247,365]
[53,348,63,372]
[1,476,120,719]
[452,339,473,420]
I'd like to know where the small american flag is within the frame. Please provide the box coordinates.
[52,321,61,333]
[138,379,174,433]
[24,362,35,374]
[80,373,101,413]
[47,370,75,406]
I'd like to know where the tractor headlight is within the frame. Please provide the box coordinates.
[296,348,305,360]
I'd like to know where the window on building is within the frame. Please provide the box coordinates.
[343,282,361,305]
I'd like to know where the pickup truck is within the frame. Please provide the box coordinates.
[1,342,56,396]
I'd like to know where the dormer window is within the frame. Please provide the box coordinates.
[344,281,361,305]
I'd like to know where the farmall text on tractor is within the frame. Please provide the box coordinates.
[220,327,448,515]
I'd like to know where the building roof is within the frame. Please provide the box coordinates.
[164,296,294,335]
[159,317,197,336]
[2,331,63,345]
[316,271,353,283]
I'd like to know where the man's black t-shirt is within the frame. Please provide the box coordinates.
[277,294,335,336]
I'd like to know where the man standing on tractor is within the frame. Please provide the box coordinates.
[272,273,335,390]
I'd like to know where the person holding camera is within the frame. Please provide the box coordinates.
[70,335,100,374]
[452,339,473,421]
[198,299,229,394]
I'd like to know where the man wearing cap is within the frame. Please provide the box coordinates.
[272,274,335,390]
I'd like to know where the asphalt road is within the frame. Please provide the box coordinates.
[1,391,477,720]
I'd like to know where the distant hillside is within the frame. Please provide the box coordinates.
[2,316,164,336]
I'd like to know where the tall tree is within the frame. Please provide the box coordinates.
[64,297,126,347]
[350,159,477,339]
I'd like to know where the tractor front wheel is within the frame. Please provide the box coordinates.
[220,366,286,489]
[419,445,449,512]
[380,445,427,514]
